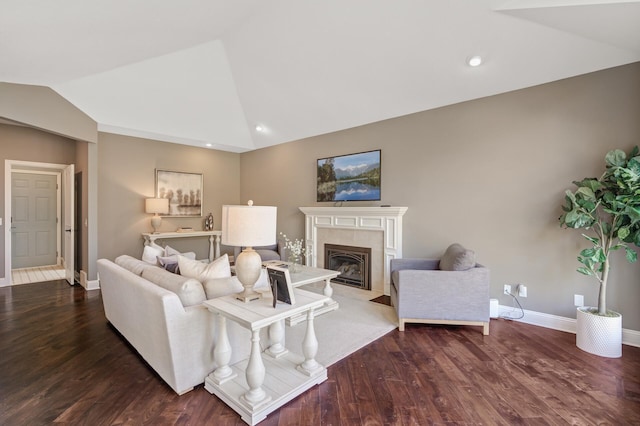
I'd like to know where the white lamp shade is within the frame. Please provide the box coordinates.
[222,204,277,247]
[145,198,169,215]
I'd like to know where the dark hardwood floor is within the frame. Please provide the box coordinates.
[1,280,639,425]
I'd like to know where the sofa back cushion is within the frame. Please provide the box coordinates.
[115,254,155,276]
[439,243,476,271]
[141,267,206,307]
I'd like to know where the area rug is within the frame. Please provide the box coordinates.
[285,283,398,367]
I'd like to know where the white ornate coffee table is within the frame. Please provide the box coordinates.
[203,288,330,426]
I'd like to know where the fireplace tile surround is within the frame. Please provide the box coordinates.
[299,206,408,295]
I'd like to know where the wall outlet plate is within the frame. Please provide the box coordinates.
[503,284,511,295]
[518,285,527,297]
[574,294,584,307]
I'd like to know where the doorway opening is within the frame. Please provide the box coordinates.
[3,160,75,287]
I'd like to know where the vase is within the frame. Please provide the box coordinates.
[288,255,301,273]
[576,307,622,358]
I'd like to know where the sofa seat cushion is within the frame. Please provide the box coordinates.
[439,243,476,271]
[141,267,206,307]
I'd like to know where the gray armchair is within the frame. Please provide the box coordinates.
[390,244,490,335]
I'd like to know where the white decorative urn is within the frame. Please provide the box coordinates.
[576,307,622,358]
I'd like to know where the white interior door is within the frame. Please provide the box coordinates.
[11,172,58,269]
[63,164,75,285]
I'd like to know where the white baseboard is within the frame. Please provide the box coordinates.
[84,279,100,291]
[498,305,640,348]
[79,270,100,290]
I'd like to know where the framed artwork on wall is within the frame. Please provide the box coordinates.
[317,149,381,202]
[155,169,203,217]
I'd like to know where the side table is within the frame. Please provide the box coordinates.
[203,289,330,425]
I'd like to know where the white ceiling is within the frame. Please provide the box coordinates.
[1,0,639,152]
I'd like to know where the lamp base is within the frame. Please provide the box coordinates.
[151,215,162,234]
[234,248,263,303]
[235,289,262,303]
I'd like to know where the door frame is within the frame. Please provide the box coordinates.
[3,160,74,286]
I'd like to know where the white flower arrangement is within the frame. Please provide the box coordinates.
[279,232,309,261]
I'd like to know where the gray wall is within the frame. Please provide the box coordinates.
[0,82,97,143]
[240,62,640,330]
[0,124,78,279]
[97,133,241,261]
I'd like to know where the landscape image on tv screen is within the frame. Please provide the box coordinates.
[317,150,381,202]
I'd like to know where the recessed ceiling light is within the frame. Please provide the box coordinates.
[205,143,212,147]
[255,125,264,132]
[467,55,483,67]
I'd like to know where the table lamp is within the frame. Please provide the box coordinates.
[145,198,169,233]
[222,201,277,302]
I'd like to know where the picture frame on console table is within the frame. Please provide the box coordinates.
[155,169,203,217]
[266,265,296,307]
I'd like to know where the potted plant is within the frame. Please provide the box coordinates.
[559,146,640,357]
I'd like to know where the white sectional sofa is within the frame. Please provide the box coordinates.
[97,255,266,395]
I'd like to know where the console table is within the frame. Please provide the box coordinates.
[203,289,330,425]
[141,230,222,261]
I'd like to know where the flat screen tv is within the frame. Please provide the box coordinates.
[317,150,381,202]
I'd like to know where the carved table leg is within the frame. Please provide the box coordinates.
[214,234,221,259]
[266,319,288,358]
[208,316,236,384]
[297,308,324,376]
[208,235,214,262]
[241,329,271,409]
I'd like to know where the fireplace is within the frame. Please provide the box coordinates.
[299,206,408,295]
[324,244,371,290]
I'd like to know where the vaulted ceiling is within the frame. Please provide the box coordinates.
[2,0,639,152]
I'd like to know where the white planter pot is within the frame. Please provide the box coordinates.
[576,307,622,358]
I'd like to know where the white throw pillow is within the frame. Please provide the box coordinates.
[179,253,231,281]
[203,276,244,299]
[164,245,196,259]
[142,243,164,265]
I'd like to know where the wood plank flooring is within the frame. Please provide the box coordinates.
[11,264,65,285]
[1,280,639,425]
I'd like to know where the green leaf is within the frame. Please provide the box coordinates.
[576,186,595,200]
[626,247,638,263]
[582,234,600,245]
[579,248,596,258]
[577,267,593,276]
[627,157,640,175]
[606,149,626,167]
[618,226,630,240]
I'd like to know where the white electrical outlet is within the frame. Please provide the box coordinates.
[518,285,527,297]
[503,284,511,295]
[574,294,584,307]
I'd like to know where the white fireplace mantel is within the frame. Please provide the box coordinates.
[299,206,408,295]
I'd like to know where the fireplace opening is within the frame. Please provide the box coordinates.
[324,244,371,290]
